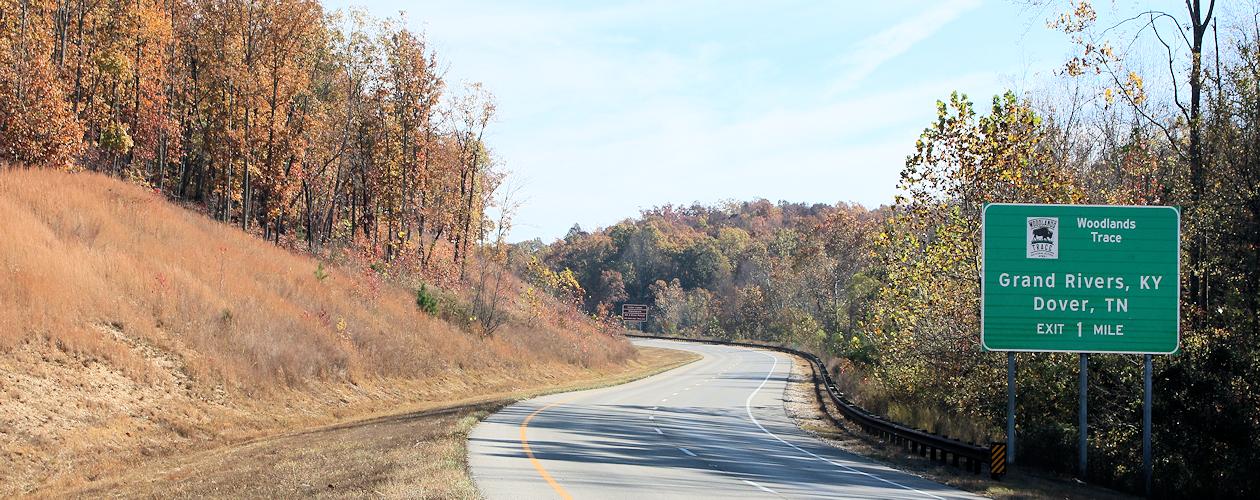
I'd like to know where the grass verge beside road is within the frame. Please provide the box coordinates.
[781,354,1135,500]
[0,170,643,496]
[57,345,699,499]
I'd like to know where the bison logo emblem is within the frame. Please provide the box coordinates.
[1027,217,1059,259]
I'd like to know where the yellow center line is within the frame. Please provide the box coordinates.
[520,400,574,500]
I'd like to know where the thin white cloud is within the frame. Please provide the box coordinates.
[504,71,1008,241]
[828,0,983,95]
[327,0,1036,242]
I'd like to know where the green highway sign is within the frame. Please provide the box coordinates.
[981,204,1180,354]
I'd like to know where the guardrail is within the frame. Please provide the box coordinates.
[626,333,1002,479]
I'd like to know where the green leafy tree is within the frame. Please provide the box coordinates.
[870,91,1084,433]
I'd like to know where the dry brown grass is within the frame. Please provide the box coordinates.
[55,346,699,499]
[786,356,1134,500]
[0,169,635,496]
[826,357,994,445]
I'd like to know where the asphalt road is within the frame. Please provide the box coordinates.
[467,339,982,499]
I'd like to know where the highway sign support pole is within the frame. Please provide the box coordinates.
[1079,353,1088,478]
[1007,352,1016,464]
[1143,354,1153,496]
[980,204,1178,486]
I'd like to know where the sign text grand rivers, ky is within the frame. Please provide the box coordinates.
[982,204,1180,354]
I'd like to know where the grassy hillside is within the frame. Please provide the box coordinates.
[0,169,634,495]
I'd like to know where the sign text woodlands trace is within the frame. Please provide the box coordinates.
[981,204,1180,354]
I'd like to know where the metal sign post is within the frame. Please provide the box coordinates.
[982,204,1179,484]
[1007,352,1016,465]
[1144,354,1153,496]
[1079,353,1088,477]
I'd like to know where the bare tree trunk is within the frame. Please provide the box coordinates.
[1186,0,1216,314]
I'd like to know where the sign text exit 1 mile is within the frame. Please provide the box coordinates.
[981,204,1180,354]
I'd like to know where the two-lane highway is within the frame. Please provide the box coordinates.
[467,339,981,499]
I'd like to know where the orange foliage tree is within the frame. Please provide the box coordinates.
[1,1,501,283]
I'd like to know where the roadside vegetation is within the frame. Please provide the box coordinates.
[0,169,633,496]
[523,3,1260,497]
[1,0,504,282]
[0,1,658,495]
[56,347,697,499]
[2,0,1258,497]
[780,356,1135,500]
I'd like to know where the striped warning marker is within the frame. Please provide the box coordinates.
[989,442,1007,479]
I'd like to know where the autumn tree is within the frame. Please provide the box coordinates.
[868,91,1083,436]
[0,0,82,166]
[448,82,496,274]
[1048,0,1217,313]
[2,0,506,291]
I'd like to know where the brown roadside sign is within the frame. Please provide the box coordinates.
[621,304,648,322]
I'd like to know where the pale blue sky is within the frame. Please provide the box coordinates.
[321,0,1186,242]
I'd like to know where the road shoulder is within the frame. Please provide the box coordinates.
[55,345,699,499]
[781,354,1136,500]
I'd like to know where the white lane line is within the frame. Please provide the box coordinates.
[655,428,663,435]
[661,398,669,403]
[651,406,658,410]
[679,447,697,457]
[742,479,777,494]
[671,392,679,396]
[649,415,654,420]
[743,351,946,500]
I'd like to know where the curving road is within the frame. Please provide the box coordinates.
[467,339,982,499]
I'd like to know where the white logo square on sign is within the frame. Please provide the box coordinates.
[1026,217,1058,259]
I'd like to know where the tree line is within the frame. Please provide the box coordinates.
[528,201,879,353]
[1,0,499,278]
[524,2,1258,496]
